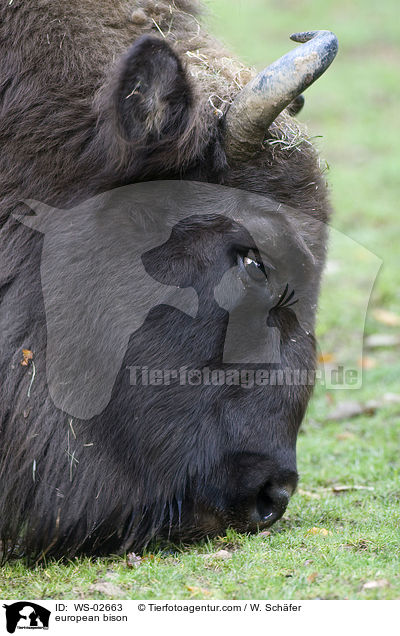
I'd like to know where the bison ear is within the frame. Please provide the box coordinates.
[113,35,193,147]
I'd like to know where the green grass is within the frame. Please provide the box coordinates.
[1,0,400,600]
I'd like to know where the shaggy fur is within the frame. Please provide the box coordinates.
[0,0,331,560]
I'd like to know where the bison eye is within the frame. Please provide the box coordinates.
[239,249,268,283]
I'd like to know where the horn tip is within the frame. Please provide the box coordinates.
[290,30,339,59]
[290,30,338,45]
[290,31,314,43]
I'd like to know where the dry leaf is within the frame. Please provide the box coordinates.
[372,309,400,327]
[327,401,364,420]
[21,349,33,366]
[327,401,377,421]
[259,530,271,537]
[325,392,335,405]
[332,485,374,493]
[212,549,232,560]
[306,527,332,537]
[336,431,356,441]
[88,581,126,597]
[298,488,321,500]
[318,352,335,364]
[362,579,389,590]
[383,393,400,404]
[186,585,211,596]
[307,571,318,583]
[365,334,400,348]
[203,549,232,560]
[359,356,377,369]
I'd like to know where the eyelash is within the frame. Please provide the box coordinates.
[274,283,298,309]
[236,251,298,309]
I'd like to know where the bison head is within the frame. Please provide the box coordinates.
[0,12,337,558]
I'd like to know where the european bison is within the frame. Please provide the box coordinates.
[0,0,338,559]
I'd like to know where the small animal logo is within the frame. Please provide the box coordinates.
[2,602,50,634]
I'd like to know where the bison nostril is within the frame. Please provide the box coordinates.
[256,490,275,522]
[254,484,290,525]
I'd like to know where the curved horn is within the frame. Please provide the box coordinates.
[224,30,338,159]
